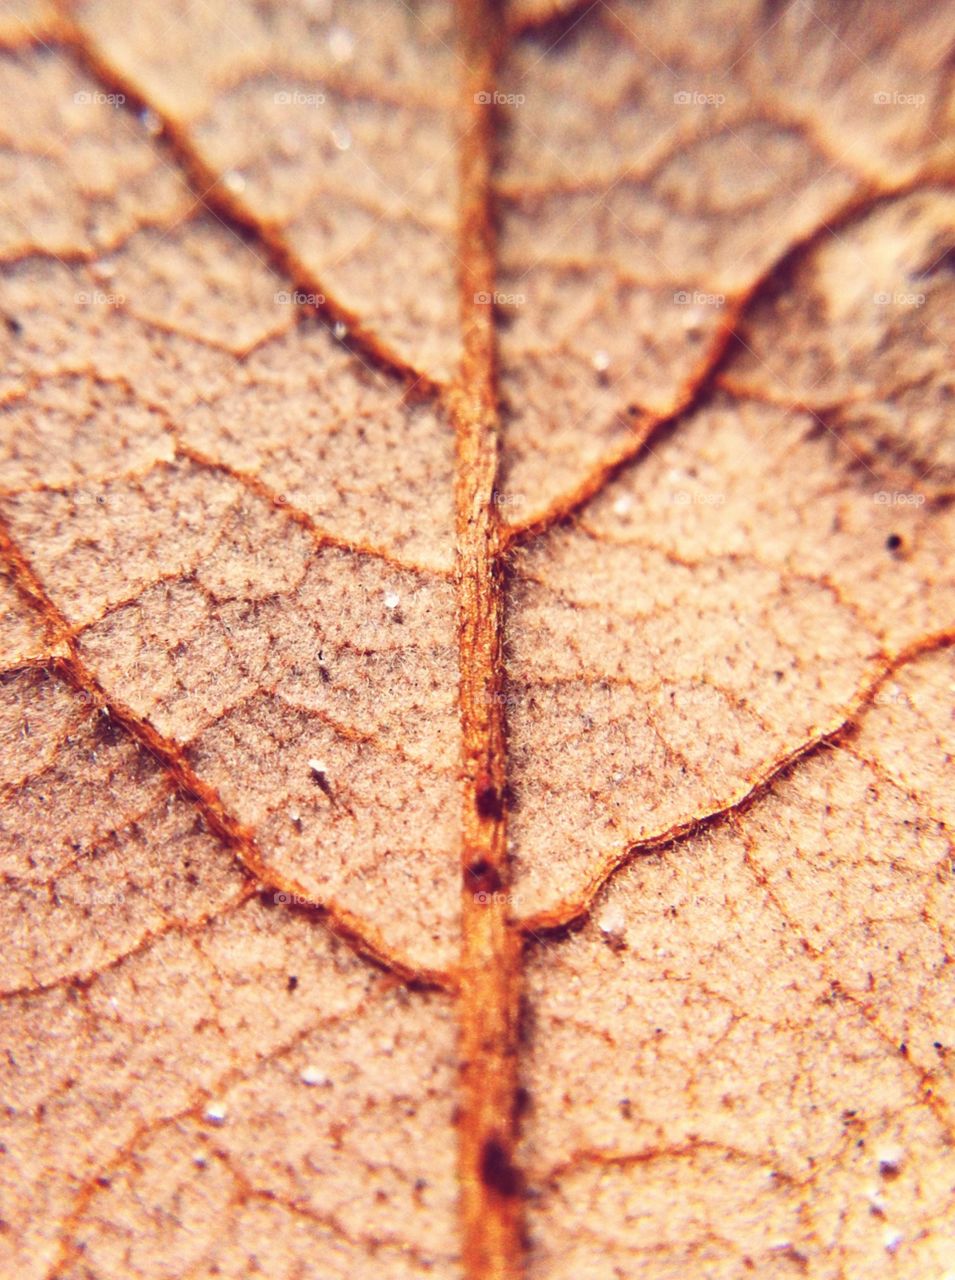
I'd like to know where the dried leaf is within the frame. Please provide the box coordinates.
[0,2,952,1278]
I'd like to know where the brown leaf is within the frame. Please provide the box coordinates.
[0,2,952,1278]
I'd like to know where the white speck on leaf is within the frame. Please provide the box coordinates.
[300,1066,330,1087]
[883,1227,902,1254]
[330,124,352,152]
[597,906,626,939]
[204,1102,227,1126]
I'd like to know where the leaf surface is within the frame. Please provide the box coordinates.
[0,2,952,1278]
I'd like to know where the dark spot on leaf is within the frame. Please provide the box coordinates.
[93,713,121,748]
[476,782,503,820]
[480,1135,522,1198]
[465,858,501,893]
[310,769,334,800]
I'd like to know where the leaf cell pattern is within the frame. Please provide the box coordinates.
[0,2,953,1278]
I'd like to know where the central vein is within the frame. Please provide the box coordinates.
[449,3,525,1278]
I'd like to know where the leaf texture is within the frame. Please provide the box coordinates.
[0,1,953,1278]
[522,646,955,1278]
